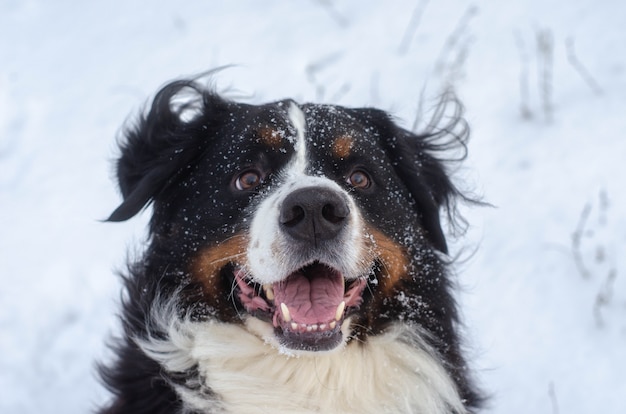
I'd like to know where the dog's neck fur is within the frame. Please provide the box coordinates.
[137,315,466,414]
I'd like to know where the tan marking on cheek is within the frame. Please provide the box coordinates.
[257,127,284,149]
[190,234,248,298]
[366,227,410,295]
[332,135,354,159]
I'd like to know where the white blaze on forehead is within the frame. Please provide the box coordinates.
[247,102,368,285]
[287,102,307,175]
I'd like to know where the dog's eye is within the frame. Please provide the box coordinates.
[347,170,371,189]
[235,170,263,191]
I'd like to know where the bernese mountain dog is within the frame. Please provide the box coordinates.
[99,77,483,413]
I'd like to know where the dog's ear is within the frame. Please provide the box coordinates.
[107,81,227,222]
[386,127,461,254]
[365,107,467,254]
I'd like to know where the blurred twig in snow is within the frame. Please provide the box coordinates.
[446,35,473,86]
[569,191,622,328]
[329,82,351,103]
[571,190,613,280]
[397,0,430,55]
[548,382,560,414]
[514,30,533,120]
[566,37,604,95]
[598,189,609,226]
[571,202,592,279]
[312,0,349,28]
[305,52,345,101]
[434,5,478,89]
[536,28,554,122]
[594,269,618,328]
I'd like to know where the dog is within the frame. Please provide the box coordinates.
[98,77,483,413]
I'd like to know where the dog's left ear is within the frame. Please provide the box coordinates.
[107,81,227,222]
[365,109,465,254]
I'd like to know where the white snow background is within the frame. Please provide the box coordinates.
[1,0,625,413]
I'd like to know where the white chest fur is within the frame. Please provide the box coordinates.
[137,318,466,414]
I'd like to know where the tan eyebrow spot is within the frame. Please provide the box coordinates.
[257,127,284,149]
[332,135,354,159]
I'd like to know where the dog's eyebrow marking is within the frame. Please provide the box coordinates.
[286,102,308,175]
[332,135,354,159]
[257,126,284,149]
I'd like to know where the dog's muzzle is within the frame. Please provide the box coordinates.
[238,184,370,352]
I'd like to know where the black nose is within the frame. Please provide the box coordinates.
[280,187,350,244]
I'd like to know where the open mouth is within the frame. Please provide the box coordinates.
[233,262,368,351]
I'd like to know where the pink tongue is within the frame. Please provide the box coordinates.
[274,265,344,325]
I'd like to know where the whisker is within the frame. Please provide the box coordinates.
[206,252,247,266]
[229,276,246,318]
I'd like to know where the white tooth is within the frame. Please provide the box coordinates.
[335,301,346,321]
[329,321,337,329]
[306,325,313,332]
[291,322,298,330]
[311,324,318,331]
[264,285,274,301]
[281,303,291,322]
[319,323,327,331]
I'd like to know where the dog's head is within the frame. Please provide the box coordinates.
[109,80,464,354]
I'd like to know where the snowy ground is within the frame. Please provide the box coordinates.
[1,1,625,413]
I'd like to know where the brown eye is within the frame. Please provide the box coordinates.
[235,170,263,191]
[348,170,371,189]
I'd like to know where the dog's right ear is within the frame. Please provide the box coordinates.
[107,80,227,222]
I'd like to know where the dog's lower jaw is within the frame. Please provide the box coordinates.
[244,314,353,356]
